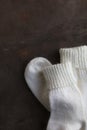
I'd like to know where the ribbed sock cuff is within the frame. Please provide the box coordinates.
[59,45,87,68]
[42,62,77,90]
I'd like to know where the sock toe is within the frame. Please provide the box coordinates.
[24,57,52,110]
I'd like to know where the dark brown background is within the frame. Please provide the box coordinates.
[0,0,87,129]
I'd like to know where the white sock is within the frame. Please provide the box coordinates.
[59,45,87,118]
[24,57,52,110]
[42,62,86,130]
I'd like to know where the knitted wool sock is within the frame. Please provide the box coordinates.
[42,62,86,130]
[59,45,87,117]
[24,57,52,110]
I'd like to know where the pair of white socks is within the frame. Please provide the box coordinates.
[24,45,87,130]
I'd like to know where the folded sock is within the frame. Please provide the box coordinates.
[59,45,87,118]
[42,62,86,130]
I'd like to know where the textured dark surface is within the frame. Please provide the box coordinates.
[0,0,87,129]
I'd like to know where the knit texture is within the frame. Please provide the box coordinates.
[59,45,87,68]
[42,62,86,130]
[42,62,77,90]
[59,45,87,120]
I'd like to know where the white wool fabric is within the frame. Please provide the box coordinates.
[24,57,51,110]
[59,45,87,68]
[42,62,86,130]
[60,45,87,119]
